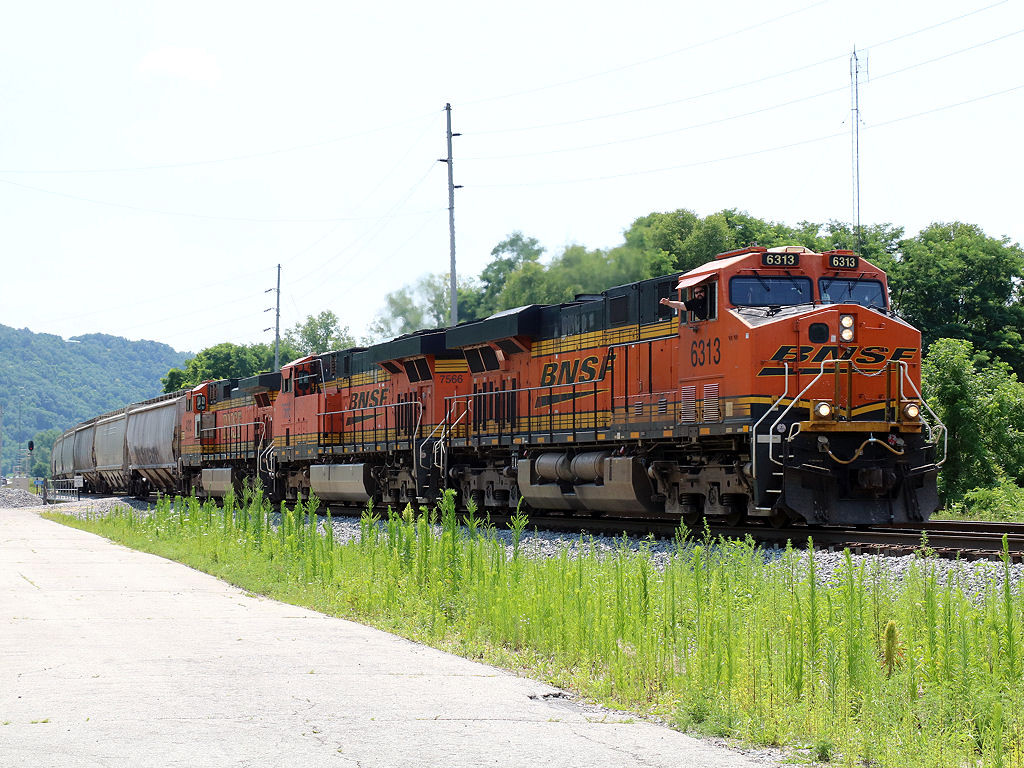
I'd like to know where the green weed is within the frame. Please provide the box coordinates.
[44,493,1024,768]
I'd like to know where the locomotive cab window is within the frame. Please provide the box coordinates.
[729,276,813,307]
[690,282,716,322]
[818,277,887,309]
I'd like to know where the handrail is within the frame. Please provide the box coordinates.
[750,362,789,479]
[317,400,425,445]
[762,359,946,470]
[767,360,834,466]
[423,397,473,472]
[199,421,266,435]
[199,420,266,457]
[897,360,948,467]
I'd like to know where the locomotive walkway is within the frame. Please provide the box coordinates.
[0,506,777,768]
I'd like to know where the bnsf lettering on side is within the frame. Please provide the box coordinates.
[351,389,388,409]
[538,354,612,387]
[762,345,917,368]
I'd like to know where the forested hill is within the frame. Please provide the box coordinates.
[0,324,188,474]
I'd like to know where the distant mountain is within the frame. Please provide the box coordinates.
[0,325,188,474]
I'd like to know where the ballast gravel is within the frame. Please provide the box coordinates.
[0,487,45,508]
[41,495,1024,598]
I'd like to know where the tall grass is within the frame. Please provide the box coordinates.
[48,492,1023,767]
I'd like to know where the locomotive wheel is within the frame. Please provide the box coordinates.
[680,493,704,529]
[723,508,745,527]
[768,508,790,529]
[682,509,704,528]
[721,493,748,527]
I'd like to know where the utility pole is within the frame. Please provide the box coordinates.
[850,47,868,250]
[264,264,281,370]
[438,103,462,326]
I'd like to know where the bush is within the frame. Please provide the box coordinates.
[946,477,1024,522]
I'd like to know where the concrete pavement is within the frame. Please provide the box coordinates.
[1,505,778,767]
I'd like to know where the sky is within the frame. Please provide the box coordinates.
[1,0,1021,354]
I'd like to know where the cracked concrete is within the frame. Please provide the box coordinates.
[1,506,780,767]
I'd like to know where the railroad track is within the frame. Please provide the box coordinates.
[476,512,1024,562]
[65,493,1024,562]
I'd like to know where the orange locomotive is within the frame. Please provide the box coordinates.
[174,244,943,527]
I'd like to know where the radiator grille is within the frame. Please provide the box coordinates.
[680,385,697,423]
[703,382,721,422]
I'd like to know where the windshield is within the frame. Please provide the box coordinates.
[818,278,886,308]
[729,276,813,307]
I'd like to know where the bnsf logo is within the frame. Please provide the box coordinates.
[757,345,917,376]
[770,345,917,364]
[351,388,388,409]
[538,354,612,387]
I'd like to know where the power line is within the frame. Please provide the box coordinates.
[278,115,442,265]
[0,176,442,223]
[470,83,1023,188]
[467,0,1008,135]
[0,112,444,227]
[0,111,439,175]
[461,0,837,107]
[464,26,1024,162]
[287,161,442,287]
[868,83,1024,129]
[46,265,280,326]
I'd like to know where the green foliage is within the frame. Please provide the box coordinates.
[945,477,1024,522]
[162,308,357,393]
[283,310,355,357]
[161,337,307,393]
[390,213,917,329]
[27,427,60,477]
[922,338,1024,504]
[891,222,1024,375]
[368,273,466,341]
[54,500,1024,768]
[161,342,264,393]
[459,231,544,321]
[0,325,186,474]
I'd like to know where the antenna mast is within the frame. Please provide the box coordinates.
[850,47,868,250]
[264,264,281,370]
[439,104,462,326]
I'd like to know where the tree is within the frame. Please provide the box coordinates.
[162,342,262,393]
[367,273,457,341]
[496,245,618,310]
[250,339,300,371]
[283,311,355,357]
[623,209,700,271]
[814,221,904,273]
[890,223,1024,375]
[28,427,60,477]
[479,232,544,307]
[922,338,1024,504]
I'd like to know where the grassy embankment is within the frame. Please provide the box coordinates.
[46,491,1023,767]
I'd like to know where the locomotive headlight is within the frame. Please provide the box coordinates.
[839,314,855,342]
[902,401,921,420]
[813,400,834,420]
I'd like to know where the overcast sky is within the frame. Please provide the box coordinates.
[1,0,1021,354]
